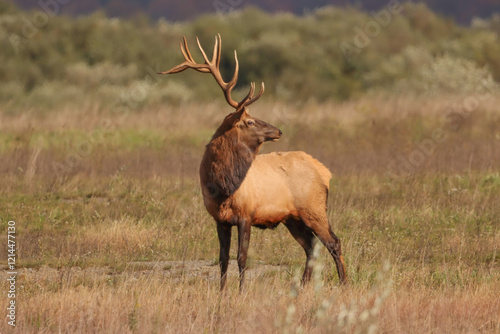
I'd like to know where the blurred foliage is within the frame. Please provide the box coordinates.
[0,2,499,112]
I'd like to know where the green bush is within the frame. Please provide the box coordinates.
[0,2,499,111]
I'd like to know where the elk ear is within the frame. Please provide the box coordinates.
[224,107,247,126]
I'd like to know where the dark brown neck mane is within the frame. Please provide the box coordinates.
[200,127,257,199]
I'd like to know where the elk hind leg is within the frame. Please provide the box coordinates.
[284,218,317,285]
[303,217,347,284]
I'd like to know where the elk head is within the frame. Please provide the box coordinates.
[159,34,282,155]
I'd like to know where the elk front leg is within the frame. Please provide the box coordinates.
[216,221,232,291]
[237,221,251,292]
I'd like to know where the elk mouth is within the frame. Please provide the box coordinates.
[267,129,282,142]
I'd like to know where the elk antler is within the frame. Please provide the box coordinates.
[159,34,264,110]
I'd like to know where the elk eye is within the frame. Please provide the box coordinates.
[247,120,255,126]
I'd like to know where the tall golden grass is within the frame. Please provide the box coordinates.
[0,95,499,332]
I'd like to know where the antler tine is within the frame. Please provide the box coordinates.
[237,82,255,107]
[181,36,195,63]
[158,36,209,74]
[215,34,222,68]
[228,50,239,89]
[181,37,211,73]
[241,82,265,108]
[212,35,220,68]
[181,36,212,73]
[196,36,211,65]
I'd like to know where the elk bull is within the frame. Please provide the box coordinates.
[160,35,347,291]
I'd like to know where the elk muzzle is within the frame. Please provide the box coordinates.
[257,119,282,142]
[269,128,282,142]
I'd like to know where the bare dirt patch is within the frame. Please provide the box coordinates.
[4,260,289,287]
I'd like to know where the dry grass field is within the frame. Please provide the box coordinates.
[1,95,499,333]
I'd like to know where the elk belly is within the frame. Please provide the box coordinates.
[252,205,296,227]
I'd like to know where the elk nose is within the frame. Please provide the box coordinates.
[278,129,282,136]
